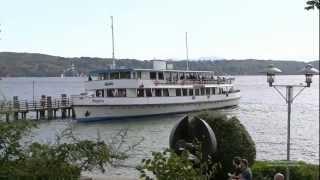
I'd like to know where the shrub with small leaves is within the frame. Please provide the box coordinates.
[196,112,256,180]
[138,148,217,180]
[0,121,135,179]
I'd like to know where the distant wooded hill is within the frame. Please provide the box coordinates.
[0,52,318,77]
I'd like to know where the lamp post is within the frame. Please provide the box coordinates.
[264,64,319,180]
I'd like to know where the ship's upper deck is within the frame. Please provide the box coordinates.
[89,68,222,81]
[86,61,234,90]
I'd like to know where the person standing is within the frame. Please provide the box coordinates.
[274,173,284,180]
[228,156,242,180]
[240,159,252,180]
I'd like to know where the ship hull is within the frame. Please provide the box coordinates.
[73,94,240,122]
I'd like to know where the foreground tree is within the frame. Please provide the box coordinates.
[305,0,320,10]
[0,120,137,179]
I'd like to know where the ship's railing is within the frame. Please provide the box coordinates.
[157,78,234,85]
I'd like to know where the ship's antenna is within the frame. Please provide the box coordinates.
[185,32,189,70]
[111,16,116,69]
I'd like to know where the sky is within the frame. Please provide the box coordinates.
[0,0,319,61]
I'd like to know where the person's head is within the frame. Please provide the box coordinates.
[274,173,284,180]
[240,159,249,168]
[233,156,241,166]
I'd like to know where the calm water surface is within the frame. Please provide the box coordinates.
[0,76,319,176]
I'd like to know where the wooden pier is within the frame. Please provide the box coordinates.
[0,94,75,122]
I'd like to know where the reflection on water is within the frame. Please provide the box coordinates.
[0,75,319,176]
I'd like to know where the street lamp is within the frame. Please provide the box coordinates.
[264,63,319,180]
[266,64,282,87]
[301,64,319,87]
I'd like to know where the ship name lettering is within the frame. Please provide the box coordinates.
[92,99,104,103]
[104,82,114,86]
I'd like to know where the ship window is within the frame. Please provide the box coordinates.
[200,88,205,95]
[103,73,108,80]
[176,89,181,96]
[185,73,190,80]
[120,72,130,79]
[146,88,152,97]
[137,71,142,79]
[98,74,103,80]
[117,89,126,97]
[107,89,115,97]
[180,73,185,80]
[132,72,136,79]
[158,72,164,80]
[96,89,104,97]
[150,72,157,80]
[137,89,144,97]
[189,89,194,96]
[212,87,216,95]
[206,88,210,95]
[172,72,178,81]
[195,89,200,96]
[155,89,162,97]
[182,89,188,96]
[163,89,169,96]
[110,72,119,79]
[165,72,171,81]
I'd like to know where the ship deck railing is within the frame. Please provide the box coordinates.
[157,79,234,85]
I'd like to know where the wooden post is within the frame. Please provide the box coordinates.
[5,113,9,122]
[71,108,76,119]
[40,95,46,120]
[22,112,26,120]
[47,96,53,120]
[53,109,57,119]
[61,94,67,119]
[67,108,70,117]
[24,101,29,120]
[36,110,39,120]
[13,96,19,120]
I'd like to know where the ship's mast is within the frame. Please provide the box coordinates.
[185,32,189,71]
[111,16,116,69]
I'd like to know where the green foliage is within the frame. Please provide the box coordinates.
[0,120,35,163]
[0,121,131,180]
[196,112,256,179]
[138,149,217,180]
[252,161,319,180]
[305,0,320,10]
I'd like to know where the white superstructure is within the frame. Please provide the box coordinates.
[71,61,241,122]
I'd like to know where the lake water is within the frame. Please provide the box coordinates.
[0,75,319,177]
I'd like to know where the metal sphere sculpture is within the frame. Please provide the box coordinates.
[169,116,217,161]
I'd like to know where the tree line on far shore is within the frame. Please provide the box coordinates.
[0,52,318,77]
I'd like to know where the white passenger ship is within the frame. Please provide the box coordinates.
[71,16,240,122]
[71,60,241,122]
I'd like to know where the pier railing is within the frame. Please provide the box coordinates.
[0,95,74,121]
[0,98,72,113]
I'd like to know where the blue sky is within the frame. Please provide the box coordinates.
[0,0,318,61]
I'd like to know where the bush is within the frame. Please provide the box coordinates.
[138,148,217,180]
[0,121,133,179]
[252,161,319,180]
[196,112,256,179]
